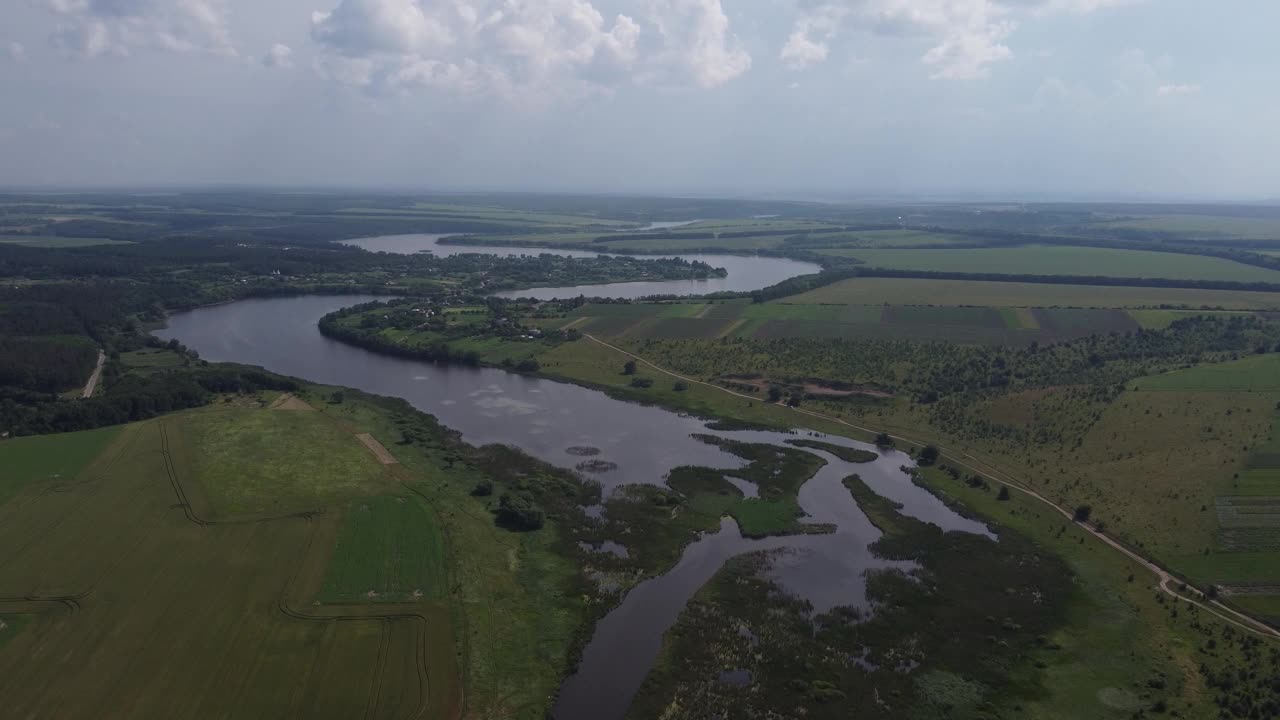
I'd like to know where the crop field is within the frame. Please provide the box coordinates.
[785,276,1280,309]
[1131,353,1280,391]
[0,405,460,720]
[1093,214,1280,241]
[817,245,1280,282]
[319,496,447,603]
[0,425,121,506]
[0,235,130,247]
[555,300,1139,345]
[817,229,974,247]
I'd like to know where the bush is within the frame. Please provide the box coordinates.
[875,432,895,448]
[471,480,494,497]
[997,485,1011,501]
[630,377,654,389]
[673,381,688,392]
[515,358,540,372]
[1073,505,1092,522]
[496,491,544,531]
[918,445,940,466]
[622,360,637,375]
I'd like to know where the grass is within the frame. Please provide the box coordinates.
[319,495,447,603]
[119,348,186,371]
[1132,353,1280,391]
[0,425,122,506]
[179,403,394,517]
[818,245,1280,282]
[784,277,1280,310]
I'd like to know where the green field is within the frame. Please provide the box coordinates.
[551,300,1137,345]
[1095,214,1280,241]
[0,407,460,719]
[819,245,1280,282]
[180,405,394,517]
[1131,353,1280,391]
[319,496,447,603]
[0,425,122,506]
[0,235,131,247]
[785,276,1280,309]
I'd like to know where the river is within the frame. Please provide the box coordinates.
[338,233,822,300]
[156,293,990,720]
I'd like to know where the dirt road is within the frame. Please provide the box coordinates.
[583,334,1280,641]
[81,350,105,399]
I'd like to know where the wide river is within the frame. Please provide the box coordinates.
[338,233,821,300]
[156,239,986,719]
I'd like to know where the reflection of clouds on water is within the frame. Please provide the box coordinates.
[473,395,541,416]
[441,399,457,405]
[412,375,429,380]
[469,384,506,396]
[528,388,542,393]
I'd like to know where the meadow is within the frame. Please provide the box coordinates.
[819,245,1280,282]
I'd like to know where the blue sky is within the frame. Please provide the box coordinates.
[1,0,1276,200]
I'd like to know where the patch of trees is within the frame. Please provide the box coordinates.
[0,365,297,437]
[0,337,98,393]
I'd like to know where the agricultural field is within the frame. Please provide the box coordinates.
[1092,214,1280,241]
[549,299,1139,345]
[0,402,461,720]
[819,245,1280,282]
[785,276,1280,309]
[0,235,130,247]
[1132,353,1280,392]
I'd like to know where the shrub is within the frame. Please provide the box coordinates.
[918,445,940,466]
[1073,505,1092,522]
[997,486,1011,501]
[622,360,637,375]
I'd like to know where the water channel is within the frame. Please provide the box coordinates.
[338,233,822,300]
[157,236,988,719]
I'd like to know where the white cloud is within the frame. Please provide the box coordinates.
[6,42,26,62]
[263,43,294,68]
[1157,83,1200,97]
[780,0,1128,80]
[308,0,747,98]
[641,0,750,89]
[45,0,235,58]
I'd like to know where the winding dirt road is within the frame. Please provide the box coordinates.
[583,333,1280,641]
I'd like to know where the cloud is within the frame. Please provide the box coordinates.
[780,0,1128,80]
[308,0,747,97]
[1156,83,1200,97]
[263,43,294,68]
[641,0,750,89]
[6,42,25,62]
[44,0,235,58]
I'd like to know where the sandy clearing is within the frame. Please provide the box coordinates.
[355,433,399,465]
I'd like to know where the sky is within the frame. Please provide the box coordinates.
[0,0,1277,200]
